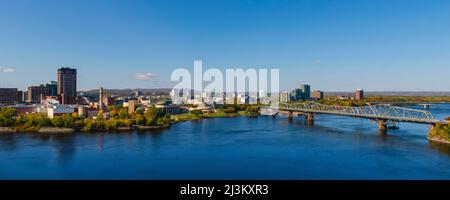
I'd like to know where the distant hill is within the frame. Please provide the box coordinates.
[325,91,450,97]
[79,89,450,97]
[80,88,172,96]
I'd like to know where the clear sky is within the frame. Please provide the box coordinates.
[0,0,449,92]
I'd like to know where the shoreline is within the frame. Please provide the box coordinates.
[0,113,256,134]
[0,127,15,133]
[428,136,450,145]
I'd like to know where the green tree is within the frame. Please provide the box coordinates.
[0,107,18,127]
[144,107,160,126]
[190,109,203,116]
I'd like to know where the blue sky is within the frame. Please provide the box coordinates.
[0,0,449,91]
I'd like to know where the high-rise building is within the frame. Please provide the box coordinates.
[57,67,77,104]
[134,90,143,97]
[27,84,50,103]
[300,84,311,100]
[46,81,58,96]
[0,88,23,104]
[311,90,324,100]
[355,89,364,100]
[280,92,291,103]
[26,82,58,103]
[290,89,303,101]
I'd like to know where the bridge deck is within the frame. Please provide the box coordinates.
[268,102,447,124]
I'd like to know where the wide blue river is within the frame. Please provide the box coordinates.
[1,104,450,180]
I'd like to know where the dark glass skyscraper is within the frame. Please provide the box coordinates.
[57,67,77,104]
[300,84,311,100]
[57,67,77,96]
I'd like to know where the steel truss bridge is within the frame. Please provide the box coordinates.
[268,102,446,125]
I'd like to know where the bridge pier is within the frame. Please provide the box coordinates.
[307,113,314,125]
[378,120,388,135]
[288,111,294,120]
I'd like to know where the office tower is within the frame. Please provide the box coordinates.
[57,67,77,104]
[27,84,50,103]
[300,84,311,100]
[46,81,58,96]
[291,89,302,101]
[355,89,364,100]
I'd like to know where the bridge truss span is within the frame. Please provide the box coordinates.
[272,102,443,124]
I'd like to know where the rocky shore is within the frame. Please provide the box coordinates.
[428,136,450,144]
[38,127,76,133]
[0,127,15,133]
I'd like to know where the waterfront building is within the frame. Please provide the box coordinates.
[57,67,77,104]
[47,104,75,119]
[189,102,213,114]
[155,100,180,115]
[311,90,324,100]
[7,104,38,114]
[355,89,364,100]
[300,84,311,100]
[0,88,23,104]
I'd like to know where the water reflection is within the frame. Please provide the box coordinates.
[429,141,450,156]
[0,134,17,151]
[50,134,76,164]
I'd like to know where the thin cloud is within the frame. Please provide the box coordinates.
[0,67,15,73]
[135,72,155,80]
[314,59,321,64]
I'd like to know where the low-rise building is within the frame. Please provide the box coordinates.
[47,104,74,118]
[280,92,291,103]
[189,102,213,114]
[311,90,324,100]
[155,100,180,115]
[0,88,23,104]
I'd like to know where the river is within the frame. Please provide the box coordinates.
[1,104,450,180]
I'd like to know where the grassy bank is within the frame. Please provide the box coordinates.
[173,105,260,122]
[428,121,450,144]
[173,111,256,122]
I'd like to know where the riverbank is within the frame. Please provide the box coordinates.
[173,111,258,122]
[0,127,15,133]
[0,124,171,134]
[0,126,76,134]
[428,136,450,144]
[428,122,450,144]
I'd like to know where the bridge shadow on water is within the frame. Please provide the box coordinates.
[275,115,416,146]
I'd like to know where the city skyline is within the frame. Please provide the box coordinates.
[1,0,450,91]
